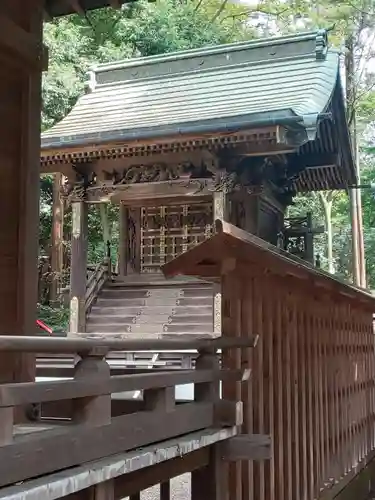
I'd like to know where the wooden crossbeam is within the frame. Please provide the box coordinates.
[0,369,248,407]
[0,402,213,488]
[109,0,122,7]
[0,15,44,71]
[219,434,271,462]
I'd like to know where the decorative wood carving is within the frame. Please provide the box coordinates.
[60,167,95,204]
[104,161,212,185]
[212,154,292,199]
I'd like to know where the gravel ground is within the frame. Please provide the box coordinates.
[124,474,191,500]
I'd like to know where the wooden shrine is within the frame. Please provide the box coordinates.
[2,3,375,498]
[41,29,355,277]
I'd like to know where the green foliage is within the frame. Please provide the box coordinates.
[37,304,69,332]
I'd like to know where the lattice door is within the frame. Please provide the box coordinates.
[140,202,213,273]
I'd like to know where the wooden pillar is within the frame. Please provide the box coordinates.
[72,354,113,498]
[213,190,230,223]
[192,350,228,500]
[0,0,43,386]
[51,173,64,302]
[69,193,88,334]
[118,203,128,276]
[213,190,229,334]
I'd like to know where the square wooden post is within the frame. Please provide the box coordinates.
[212,190,229,334]
[192,349,229,500]
[72,353,113,498]
[70,193,88,334]
[118,203,129,276]
[0,0,43,388]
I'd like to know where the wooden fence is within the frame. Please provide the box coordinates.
[163,220,375,500]
[0,335,261,499]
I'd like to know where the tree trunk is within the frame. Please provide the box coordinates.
[319,192,334,274]
[345,34,366,287]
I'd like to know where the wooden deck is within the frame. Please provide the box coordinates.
[0,335,261,499]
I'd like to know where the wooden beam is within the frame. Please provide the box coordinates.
[109,0,121,7]
[0,402,213,488]
[214,400,243,427]
[219,434,272,462]
[0,335,257,354]
[192,446,229,500]
[115,449,209,498]
[0,14,43,70]
[0,369,248,408]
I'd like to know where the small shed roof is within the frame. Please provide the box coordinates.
[42,30,345,149]
[162,220,375,306]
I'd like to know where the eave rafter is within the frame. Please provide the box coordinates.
[40,126,287,169]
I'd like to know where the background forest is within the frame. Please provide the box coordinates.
[39,0,375,329]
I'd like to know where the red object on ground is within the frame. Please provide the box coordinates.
[36,319,53,335]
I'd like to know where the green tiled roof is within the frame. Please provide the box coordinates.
[42,30,344,149]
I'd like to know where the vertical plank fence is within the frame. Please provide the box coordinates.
[163,220,375,500]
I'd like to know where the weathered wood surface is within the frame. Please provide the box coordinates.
[0,369,245,407]
[163,220,375,500]
[0,0,45,396]
[0,335,256,353]
[85,261,109,315]
[0,401,209,487]
[70,199,88,334]
[0,335,256,491]
[0,428,237,500]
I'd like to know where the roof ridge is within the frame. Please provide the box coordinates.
[85,29,328,91]
[91,52,323,90]
[92,30,327,73]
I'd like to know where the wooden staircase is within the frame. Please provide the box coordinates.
[86,274,214,337]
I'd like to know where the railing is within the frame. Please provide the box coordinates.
[0,335,261,498]
[163,220,375,500]
[85,258,111,314]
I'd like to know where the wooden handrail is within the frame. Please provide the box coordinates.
[0,346,251,490]
[0,335,258,353]
[0,369,245,407]
[85,258,110,314]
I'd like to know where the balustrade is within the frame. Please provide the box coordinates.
[0,335,262,500]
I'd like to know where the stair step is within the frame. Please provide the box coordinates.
[88,315,135,325]
[86,322,213,333]
[163,324,213,333]
[90,305,213,315]
[90,306,142,316]
[100,289,150,299]
[133,315,212,325]
[96,297,213,307]
[100,288,212,298]
[108,279,212,288]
